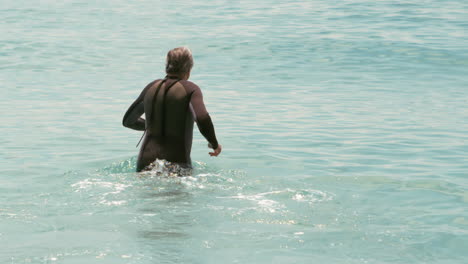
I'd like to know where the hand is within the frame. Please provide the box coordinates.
[208,144,222,157]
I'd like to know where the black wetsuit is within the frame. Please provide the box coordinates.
[123,76,219,172]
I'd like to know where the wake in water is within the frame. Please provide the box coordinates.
[140,159,193,177]
[98,157,193,177]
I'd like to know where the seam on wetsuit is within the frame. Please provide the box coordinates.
[160,79,180,137]
[135,79,166,147]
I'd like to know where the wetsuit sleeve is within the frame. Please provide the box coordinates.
[190,86,219,149]
[122,80,157,131]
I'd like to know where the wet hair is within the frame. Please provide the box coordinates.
[165,47,194,75]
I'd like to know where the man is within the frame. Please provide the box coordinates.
[122,47,222,172]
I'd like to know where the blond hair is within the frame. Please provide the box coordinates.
[165,47,194,75]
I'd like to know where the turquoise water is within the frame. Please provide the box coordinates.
[1,0,467,263]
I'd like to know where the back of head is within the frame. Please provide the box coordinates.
[166,47,194,76]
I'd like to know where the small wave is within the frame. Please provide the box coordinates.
[217,188,335,215]
[292,189,335,203]
[71,178,131,207]
[219,188,334,204]
[71,178,130,194]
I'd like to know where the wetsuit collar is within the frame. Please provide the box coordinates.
[165,75,180,80]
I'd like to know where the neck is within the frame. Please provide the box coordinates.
[166,73,189,80]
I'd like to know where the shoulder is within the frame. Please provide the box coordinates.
[143,79,161,89]
[138,79,162,98]
[179,80,201,92]
[148,79,162,87]
[142,79,161,91]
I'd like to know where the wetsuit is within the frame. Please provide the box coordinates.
[122,76,219,172]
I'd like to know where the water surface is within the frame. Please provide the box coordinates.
[1,0,467,263]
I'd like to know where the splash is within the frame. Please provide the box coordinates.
[139,159,192,177]
[97,157,192,177]
[98,157,137,174]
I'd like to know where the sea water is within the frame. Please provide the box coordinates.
[1,0,467,263]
